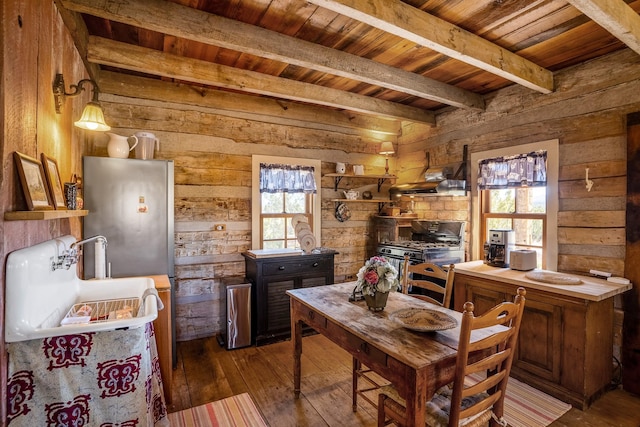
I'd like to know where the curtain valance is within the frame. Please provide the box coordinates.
[259,163,317,194]
[478,151,547,190]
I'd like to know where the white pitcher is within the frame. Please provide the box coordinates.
[134,131,160,160]
[107,132,138,159]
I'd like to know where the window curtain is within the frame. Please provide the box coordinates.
[259,163,317,194]
[478,151,547,189]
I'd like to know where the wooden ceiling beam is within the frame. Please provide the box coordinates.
[97,71,403,136]
[566,0,640,55]
[60,0,483,110]
[87,37,436,125]
[307,0,555,94]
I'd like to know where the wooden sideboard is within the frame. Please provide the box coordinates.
[149,274,173,404]
[453,261,632,409]
[242,250,337,346]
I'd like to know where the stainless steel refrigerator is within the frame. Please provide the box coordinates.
[82,156,175,363]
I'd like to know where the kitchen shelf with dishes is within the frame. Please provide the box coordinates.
[323,173,397,191]
[4,209,88,221]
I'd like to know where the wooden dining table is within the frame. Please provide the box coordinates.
[287,282,501,426]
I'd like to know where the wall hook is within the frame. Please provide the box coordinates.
[585,167,594,192]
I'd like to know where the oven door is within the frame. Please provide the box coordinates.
[427,251,465,267]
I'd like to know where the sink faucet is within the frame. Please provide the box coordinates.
[69,235,109,279]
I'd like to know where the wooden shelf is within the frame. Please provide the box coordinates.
[331,198,389,213]
[323,173,397,179]
[4,209,88,221]
[330,198,388,203]
[323,173,397,191]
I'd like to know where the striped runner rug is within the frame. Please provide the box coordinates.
[168,392,268,427]
[470,373,572,427]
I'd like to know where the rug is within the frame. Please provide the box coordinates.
[471,373,572,427]
[168,393,268,427]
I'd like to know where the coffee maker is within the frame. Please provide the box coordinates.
[483,229,514,267]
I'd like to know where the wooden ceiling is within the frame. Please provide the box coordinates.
[58,0,640,126]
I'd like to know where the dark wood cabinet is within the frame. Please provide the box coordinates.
[243,250,337,346]
[455,273,613,409]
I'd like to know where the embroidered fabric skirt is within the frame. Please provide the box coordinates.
[6,322,168,426]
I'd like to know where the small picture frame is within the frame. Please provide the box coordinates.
[13,152,54,211]
[41,154,66,210]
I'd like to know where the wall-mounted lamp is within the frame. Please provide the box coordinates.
[379,141,395,175]
[53,73,111,131]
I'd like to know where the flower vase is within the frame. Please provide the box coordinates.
[364,291,389,311]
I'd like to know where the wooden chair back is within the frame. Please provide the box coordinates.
[447,287,527,426]
[377,287,526,427]
[401,254,455,308]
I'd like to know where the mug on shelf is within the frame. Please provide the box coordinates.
[336,162,346,174]
[353,164,364,175]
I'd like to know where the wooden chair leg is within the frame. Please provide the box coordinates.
[377,393,387,427]
[352,357,361,412]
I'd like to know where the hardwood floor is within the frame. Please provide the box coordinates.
[167,334,640,426]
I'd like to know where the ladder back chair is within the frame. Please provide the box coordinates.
[353,257,455,412]
[378,287,527,427]
[402,254,455,308]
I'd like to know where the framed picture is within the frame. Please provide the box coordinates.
[13,152,53,211]
[41,154,66,209]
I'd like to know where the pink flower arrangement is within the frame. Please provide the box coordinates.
[354,256,399,296]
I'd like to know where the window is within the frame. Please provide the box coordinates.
[481,187,547,267]
[471,140,558,270]
[478,150,547,267]
[261,192,312,249]
[251,156,321,249]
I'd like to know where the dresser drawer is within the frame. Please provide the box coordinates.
[324,321,388,367]
[262,258,332,276]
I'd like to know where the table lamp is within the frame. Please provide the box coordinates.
[379,141,395,175]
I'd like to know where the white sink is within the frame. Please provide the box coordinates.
[5,235,160,343]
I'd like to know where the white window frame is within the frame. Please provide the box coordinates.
[470,140,559,270]
[251,155,322,249]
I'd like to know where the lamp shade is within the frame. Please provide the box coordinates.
[74,102,111,131]
[379,141,395,155]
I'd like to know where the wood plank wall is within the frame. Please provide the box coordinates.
[94,48,640,343]
[1,1,88,423]
[91,92,399,341]
[398,48,640,364]
[399,48,639,277]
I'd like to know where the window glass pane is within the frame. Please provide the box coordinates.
[264,240,284,249]
[285,193,306,213]
[262,193,283,214]
[489,189,515,213]
[286,218,295,237]
[516,187,546,213]
[513,219,543,247]
[263,218,285,239]
[487,218,512,231]
[287,239,299,248]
